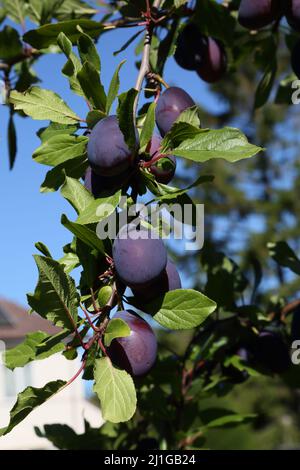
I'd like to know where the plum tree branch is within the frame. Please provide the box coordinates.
[133,0,163,121]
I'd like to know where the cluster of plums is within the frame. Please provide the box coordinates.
[84,87,198,377]
[174,23,227,83]
[238,0,300,79]
[107,223,182,377]
[85,86,196,195]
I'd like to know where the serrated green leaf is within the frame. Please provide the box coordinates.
[40,155,88,193]
[61,214,105,254]
[54,0,98,21]
[104,318,131,347]
[165,126,262,163]
[0,26,23,60]
[145,289,216,330]
[175,105,201,128]
[76,190,121,224]
[10,87,81,124]
[78,32,100,70]
[57,32,84,97]
[33,134,88,166]
[93,357,137,423]
[4,331,65,370]
[38,122,78,142]
[59,252,80,273]
[27,255,78,330]
[154,175,214,201]
[23,19,103,49]
[61,176,93,214]
[106,60,125,114]
[0,380,66,436]
[77,61,106,111]
[117,88,138,151]
[35,241,52,258]
[139,102,156,150]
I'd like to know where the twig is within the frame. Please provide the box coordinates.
[133,0,163,122]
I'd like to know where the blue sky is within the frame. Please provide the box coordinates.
[0,17,224,307]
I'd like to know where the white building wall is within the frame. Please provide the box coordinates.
[0,354,102,450]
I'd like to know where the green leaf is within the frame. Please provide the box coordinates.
[165,126,262,163]
[104,318,131,347]
[154,175,214,201]
[93,357,137,423]
[59,252,80,273]
[0,380,66,436]
[61,176,93,214]
[10,87,81,124]
[38,122,78,142]
[0,26,23,60]
[77,61,106,111]
[36,328,71,355]
[86,110,105,128]
[78,32,100,71]
[175,105,201,128]
[144,289,216,330]
[76,191,121,224]
[117,88,138,151]
[139,102,156,150]
[268,241,300,276]
[4,331,65,370]
[35,241,52,258]
[255,62,277,109]
[61,214,105,254]
[54,0,98,21]
[23,19,103,49]
[40,157,88,193]
[106,60,125,114]
[8,113,17,170]
[57,32,84,97]
[15,60,40,92]
[3,0,27,24]
[33,134,88,166]
[40,155,88,193]
[27,255,78,330]
[194,0,235,45]
[206,413,256,429]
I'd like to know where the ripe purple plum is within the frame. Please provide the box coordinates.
[196,37,227,83]
[238,0,282,30]
[155,86,195,136]
[87,115,134,176]
[133,259,182,303]
[108,310,157,376]
[113,224,167,289]
[174,23,206,71]
[84,166,130,196]
[148,135,176,184]
[286,0,300,31]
